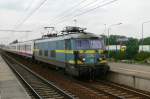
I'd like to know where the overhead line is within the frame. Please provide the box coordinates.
[51,0,111,25]
[51,0,99,24]
[75,0,118,17]
[34,0,110,33]
[55,0,118,25]
[15,0,48,28]
[34,0,105,32]
[0,29,32,32]
[49,0,88,24]
[14,0,36,29]
[24,0,35,11]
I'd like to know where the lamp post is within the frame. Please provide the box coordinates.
[73,19,77,27]
[141,21,150,51]
[107,22,122,58]
[104,24,107,46]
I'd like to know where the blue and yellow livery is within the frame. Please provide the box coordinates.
[34,26,109,77]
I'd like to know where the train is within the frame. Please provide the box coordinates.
[2,26,109,77]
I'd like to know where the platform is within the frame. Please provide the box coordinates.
[0,55,31,99]
[109,62,150,79]
[107,62,150,92]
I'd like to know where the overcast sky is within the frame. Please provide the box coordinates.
[0,0,150,44]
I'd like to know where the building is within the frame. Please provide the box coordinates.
[139,45,150,52]
[106,45,126,51]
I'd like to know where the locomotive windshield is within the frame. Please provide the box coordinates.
[75,39,104,50]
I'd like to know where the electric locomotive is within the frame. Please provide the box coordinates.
[34,26,109,77]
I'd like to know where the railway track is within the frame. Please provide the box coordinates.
[80,80,150,99]
[2,54,75,99]
[3,52,150,99]
[97,80,150,98]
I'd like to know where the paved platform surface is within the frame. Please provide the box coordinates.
[0,55,31,99]
[109,62,150,79]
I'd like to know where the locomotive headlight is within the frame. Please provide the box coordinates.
[99,58,102,61]
[97,57,104,62]
[78,54,85,62]
[82,58,86,62]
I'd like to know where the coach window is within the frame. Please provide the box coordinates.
[25,45,26,51]
[24,45,26,51]
[25,45,27,51]
[18,45,20,50]
[26,45,31,51]
[39,50,42,56]
[29,45,31,51]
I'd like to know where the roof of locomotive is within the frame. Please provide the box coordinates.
[34,32,102,43]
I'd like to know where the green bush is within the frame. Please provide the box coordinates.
[109,50,126,60]
[135,52,150,61]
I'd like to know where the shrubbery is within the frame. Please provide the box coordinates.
[134,52,150,61]
[108,51,150,62]
[109,50,126,60]
[105,35,150,62]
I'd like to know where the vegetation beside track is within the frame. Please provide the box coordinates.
[104,35,150,64]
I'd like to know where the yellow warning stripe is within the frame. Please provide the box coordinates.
[55,50,74,54]
[68,60,83,64]
[34,49,104,54]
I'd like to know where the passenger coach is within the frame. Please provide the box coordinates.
[4,40,34,58]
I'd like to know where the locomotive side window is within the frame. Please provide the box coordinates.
[75,39,90,49]
[50,50,56,58]
[44,50,48,57]
[90,40,103,49]
[65,39,71,50]
[56,40,65,49]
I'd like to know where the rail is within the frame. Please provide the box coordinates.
[2,54,75,99]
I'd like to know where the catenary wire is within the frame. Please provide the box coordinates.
[55,0,118,25]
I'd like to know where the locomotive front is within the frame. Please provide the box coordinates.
[64,27,109,77]
[71,38,109,77]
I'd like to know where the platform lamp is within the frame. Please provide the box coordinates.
[107,22,122,58]
[141,21,150,51]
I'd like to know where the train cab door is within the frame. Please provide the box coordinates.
[64,39,72,73]
[65,39,71,62]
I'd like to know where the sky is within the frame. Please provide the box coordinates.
[0,0,150,44]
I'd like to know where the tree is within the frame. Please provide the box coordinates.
[126,38,139,59]
[139,37,150,45]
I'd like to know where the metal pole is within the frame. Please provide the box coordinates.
[107,22,122,58]
[141,21,150,52]
[74,19,77,27]
[107,27,110,58]
[115,36,118,58]
[104,24,107,46]
[142,23,144,51]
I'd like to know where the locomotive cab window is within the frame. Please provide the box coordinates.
[65,39,72,50]
[75,39,104,50]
